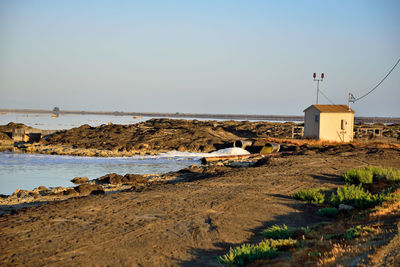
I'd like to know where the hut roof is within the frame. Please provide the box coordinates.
[304,105,355,113]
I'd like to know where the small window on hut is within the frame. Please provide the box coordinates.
[315,115,319,123]
[341,119,347,130]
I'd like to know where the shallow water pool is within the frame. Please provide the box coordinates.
[0,152,198,195]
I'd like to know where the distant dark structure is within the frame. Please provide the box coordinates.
[52,107,60,118]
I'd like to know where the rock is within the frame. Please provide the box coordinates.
[74,184,104,195]
[63,188,78,196]
[97,173,147,185]
[202,165,229,175]
[0,132,12,140]
[12,189,30,198]
[339,204,354,211]
[28,191,39,198]
[97,173,125,184]
[36,186,48,191]
[229,161,252,167]
[124,174,148,184]
[90,189,105,195]
[280,145,299,152]
[303,150,317,155]
[32,186,49,196]
[254,157,271,167]
[50,186,65,194]
[177,145,186,152]
[139,143,149,150]
[71,177,89,184]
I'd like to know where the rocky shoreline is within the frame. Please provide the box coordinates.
[1,118,399,214]
[1,145,399,266]
[0,152,272,216]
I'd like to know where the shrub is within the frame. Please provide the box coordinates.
[300,226,311,235]
[341,166,400,185]
[216,242,277,267]
[366,166,386,180]
[344,225,372,240]
[341,168,373,184]
[268,238,299,250]
[330,184,385,209]
[216,239,298,266]
[292,188,325,204]
[261,224,292,239]
[325,234,334,240]
[316,207,338,217]
[384,168,400,182]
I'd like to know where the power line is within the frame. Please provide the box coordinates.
[319,89,335,104]
[353,57,400,102]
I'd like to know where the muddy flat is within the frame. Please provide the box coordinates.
[1,148,399,266]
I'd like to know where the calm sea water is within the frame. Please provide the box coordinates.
[0,152,199,195]
[0,112,287,130]
[0,113,149,130]
[0,113,251,195]
[0,148,250,195]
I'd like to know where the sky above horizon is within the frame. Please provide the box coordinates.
[0,1,399,117]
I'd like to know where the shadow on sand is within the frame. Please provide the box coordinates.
[177,174,341,266]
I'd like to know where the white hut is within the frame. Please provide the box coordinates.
[304,105,355,142]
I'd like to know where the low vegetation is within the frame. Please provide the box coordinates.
[330,184,387,209]
[261,224,293,239]
[217,166,400,266]
[344,225,373,240]
[341,167,373,184]
[341,166,400,184]
[316,207,338,217]
[292,188,325,204]
[216,238,298,266]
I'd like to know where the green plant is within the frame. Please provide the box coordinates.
[268,238,299,250]
[335,185,377,208]
[300,226,311,235]
[292,188,325,204]
[216,238,298,266]
[316,207,338,217]
[261,224,292,239]
[341,166,400,185]
[384,168,400,182]
[216,243,277,267]
[344,225,372,240]
[341,168,373,184]
[308,251,324,257]
[366,166,386,180]
[330,184,387,209]
[325,234,334,240]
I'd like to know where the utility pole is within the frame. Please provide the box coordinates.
[348,92,356,111]
[313,73,324,104]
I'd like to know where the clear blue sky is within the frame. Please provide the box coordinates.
[1,0,399,116]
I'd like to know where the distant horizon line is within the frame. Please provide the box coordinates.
[1,108,400,124]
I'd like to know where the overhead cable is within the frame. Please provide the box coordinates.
[353,57,400,102]
[319,89,335,105]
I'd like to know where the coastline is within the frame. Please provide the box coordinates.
[2,108,400,124]
[1,119,400,265]
[1,146,399,266]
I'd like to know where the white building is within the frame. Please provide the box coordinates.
[304,105,355,142]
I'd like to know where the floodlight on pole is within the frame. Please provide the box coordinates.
[313,73,324,104]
